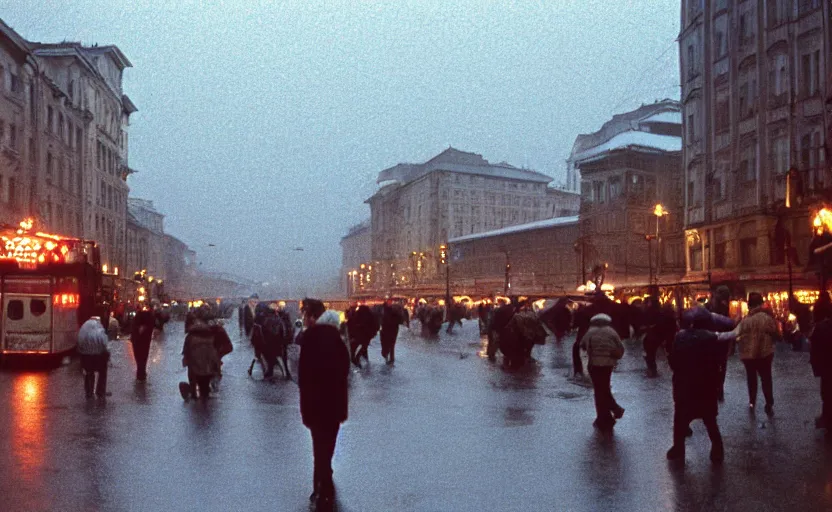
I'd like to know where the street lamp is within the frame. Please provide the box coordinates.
[653,204,668,282]
[440,244,450,320]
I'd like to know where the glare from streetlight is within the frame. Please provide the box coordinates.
[653,204,668,217]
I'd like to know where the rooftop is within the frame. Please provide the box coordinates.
[374,147,553,189]
[449,215,579,244]
[568,99,681,162]
[571,130,681,165]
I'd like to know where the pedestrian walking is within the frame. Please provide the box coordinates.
[131,306,155,382]
[179,316,221,401]
[244,294,258,338]
[380,300,403,364]
[298,298,350,508]
[642,297,677,378]
[346,304,378,368]
[735,292,779,415]
[78,316,110,398]
[810,292,832,436]
[666,308,734,464]
[580,313,625,431]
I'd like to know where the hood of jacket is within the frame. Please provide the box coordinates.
[316,310,342,328]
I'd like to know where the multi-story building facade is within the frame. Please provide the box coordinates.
[0,20,138,273]
[680,0,831,295]
[31,41,135,272]
[365,147,579,296]
[340,220,370,296]
[449,216,580,297]
[570,100,685,288]
[126,198,165,280]
[0,21,36,223]
[163,234,197,299]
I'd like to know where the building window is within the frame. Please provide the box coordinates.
[687,180,696,206]
[802,50,820,97]
[714,30,726,60]
[47,107,54,134]
[771,136,790,175]
[740,237,757,267]
[687,113,696,140]
[46,152,53,181]
[690,245,703,271]
[9,73,20,93]
[714,241,727,269]
[715,97,730,132]
[609,176,622,199]
[713,176,724,201]
[687,45,696,79]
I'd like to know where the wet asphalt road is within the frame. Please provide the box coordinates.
[1,317,832,512]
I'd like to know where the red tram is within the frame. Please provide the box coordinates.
[0,219,101,356]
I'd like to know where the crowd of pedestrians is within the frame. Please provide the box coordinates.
[72,286,832,509]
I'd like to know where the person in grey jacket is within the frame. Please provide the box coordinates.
[78,316,110,398]
[581,313,625,430]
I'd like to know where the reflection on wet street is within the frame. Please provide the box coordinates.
[0,318,829,511]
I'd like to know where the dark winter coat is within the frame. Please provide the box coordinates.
[644,305,678,352]
[131,309,155,346]
[380,304,403,342]
[211,323,233,359]
[669,328,727,419]
[810,318,832,377]
[182,323,221,377]
[298,323,350,428]
[347,305,380,343]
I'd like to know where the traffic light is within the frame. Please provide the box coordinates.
[439,244,447,265]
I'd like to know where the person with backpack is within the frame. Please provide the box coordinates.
[179,316,221,401]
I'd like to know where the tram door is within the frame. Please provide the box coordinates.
[2,277,52,354]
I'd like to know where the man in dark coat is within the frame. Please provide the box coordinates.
[380,301,403,364]
[666,308,733,464]
[810,292,832,434]
[131,307,156,381]
[346,304,379,368]
[299,298,350,508]
[642,297,678,378]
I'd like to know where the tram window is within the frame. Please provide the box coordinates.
[7,300,23,320]
[30,300,47,317]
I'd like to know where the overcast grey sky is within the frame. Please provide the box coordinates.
[2,0,680,292]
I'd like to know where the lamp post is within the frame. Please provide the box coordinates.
[653,204,668,282]
[504,251,511,296]
[440,244,450,319]
[645,234,656,285]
